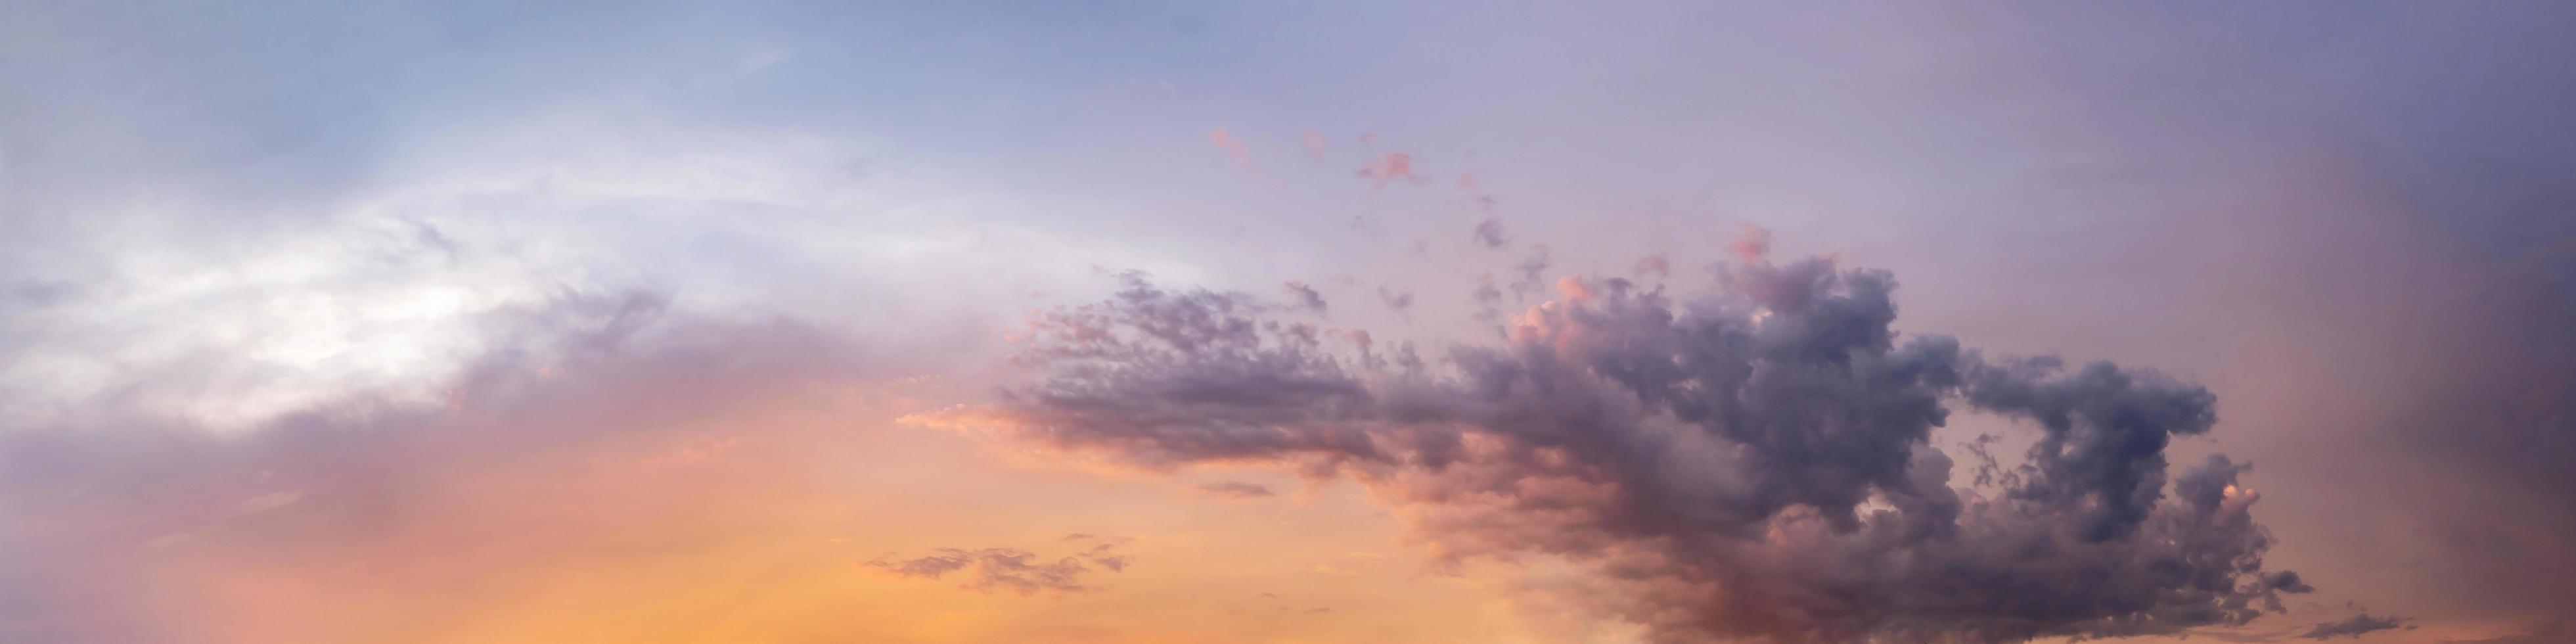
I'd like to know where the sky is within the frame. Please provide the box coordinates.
[3,2,2573,643]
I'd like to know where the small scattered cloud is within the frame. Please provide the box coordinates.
[1729,222,1772,262]
[1190,481,1277,500]
[1282,281,1328,315]
[1210,128,1252,167]
[1376,284,1414,317]
[2300,613,2413,639]
[1472,217,1509,248]
[1357,152,1424,187]
[1633,253,1669,279]
[869,536,1134,595]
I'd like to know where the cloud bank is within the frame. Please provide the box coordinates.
[951,248,2307,643]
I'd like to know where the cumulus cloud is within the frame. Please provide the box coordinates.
[2299,613,2412,639]
[945,244,2311,643]
[869,536,1132,595]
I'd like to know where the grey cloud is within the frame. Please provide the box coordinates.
[1509,245,1550,301]
[1282,281,1328,315]
[869,549,1095,595]
[2299,613,2411,639]
[972,251,2307,643]
[1633,254,1670,279]
[1377,285,1414,317]
[869,536,1133,595]
[1473,217,1510,248]
[1191,481,1277,500]
[1964,356,2219,541]
[1471,274,1505,323]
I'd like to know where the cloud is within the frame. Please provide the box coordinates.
[1377,285,1414,317]
[1729,222,1772,262]
[1190,481,1278,500]
[1471,274,1505,323]
[1210,128,1252,167]
[869,536,1132,595]
[1282,281,1328,315]
[2299,613,2412,639]
[0,290,890,642]
[1358,152,1425,187]
[1508,245,1552,301]
[949,244,2311,643]
[1300,129,1327,160]
[1633,254,1670,279]
[1472,217,1510,248]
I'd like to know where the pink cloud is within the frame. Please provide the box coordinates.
[1209,128,1252,167]
[1729,223,1772,262]
[1357,152,1425,187]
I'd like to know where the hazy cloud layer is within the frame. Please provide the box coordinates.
[960,249,2307,643]
[0,290,884,642]
[2444,620,2567,644]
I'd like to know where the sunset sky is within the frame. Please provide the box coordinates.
[4,3,2573,643]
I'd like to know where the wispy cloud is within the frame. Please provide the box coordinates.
[869,536,1133,595]
[1190,481,1277,500]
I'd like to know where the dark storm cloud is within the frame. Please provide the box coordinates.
[2298,613,2411,639]
[868,537,1131,595]
[962,250,2310,643]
